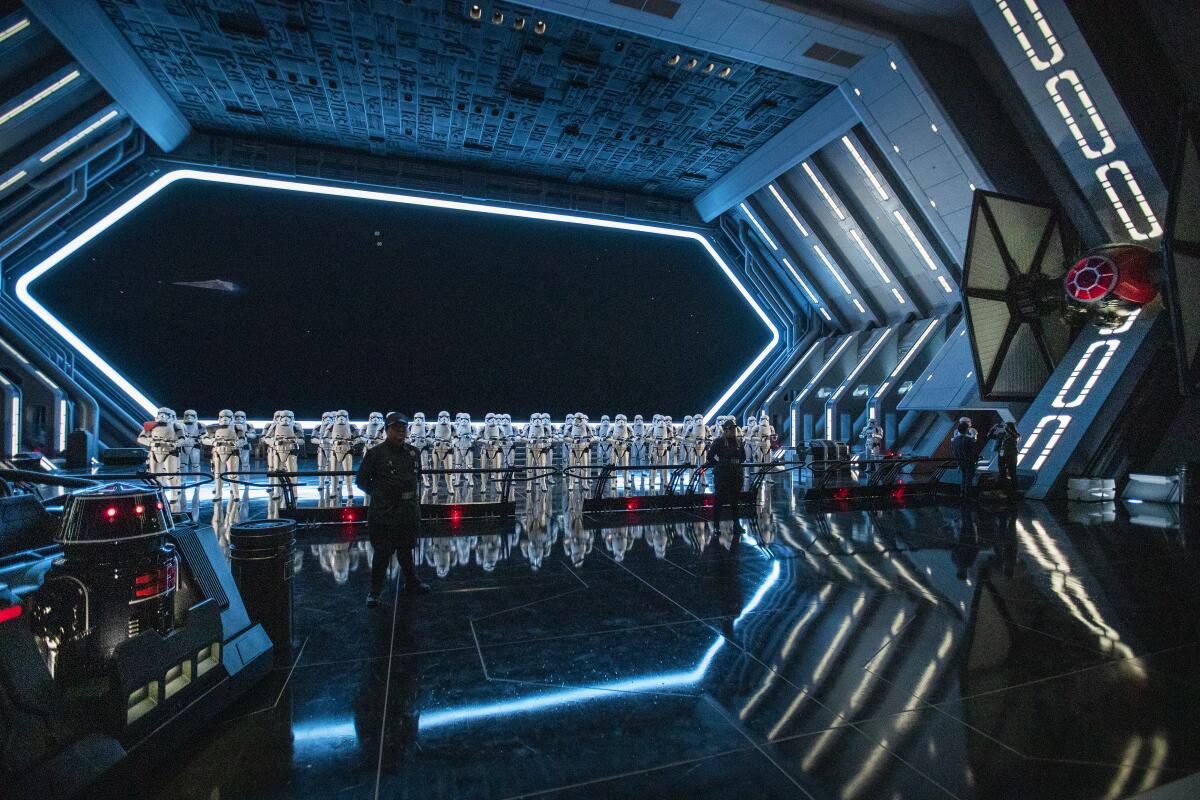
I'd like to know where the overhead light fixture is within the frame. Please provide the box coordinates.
[738,202,778,251]
[937,275,954,293]
[491,11,503,24]
[702,63,714,74]
[853,298,866,314]
[853,87,861,97]
[889,60,898,70]
[0,170,27,193]
[469,4,481,20]
[534,20,546,35]
[667,54,681,66]
[767,183,809,237]
[15,168,780,425]
[841,136,888,201]
[717,66,731,78]
[513,18,525,30]
[801,161,845,220]
[891,287,906,305]
[781,257,820,305]
[0,17,30,44]
[891,211,937,271]
[813,245,852,295]
[819,308,832,321]
[0,69,82,127]
[848,229,892,284]
[39,109,120,164]
[685,58,697,70]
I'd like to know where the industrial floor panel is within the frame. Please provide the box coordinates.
[89,481,1200,800]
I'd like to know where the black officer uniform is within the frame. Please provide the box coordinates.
[355,415,423,595]
[706,425,745,523]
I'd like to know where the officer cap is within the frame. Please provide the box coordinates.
[385,412,409,429]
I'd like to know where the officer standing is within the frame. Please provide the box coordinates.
[988,421,1021,493]
[356,412,430,608]
[706,419,745,525]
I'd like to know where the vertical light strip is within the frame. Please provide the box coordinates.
[0,69,81,127]
[39,109,120,163]
[768,183,809,236]
[801,162,845,220]
[892,211,938,271]
[9,396,19,455]
[58,399,67,452]
[739,202,778,251]
[813,245,852,294]
[848,229,892,284]
[841,136,889,201]
[0,17,30,44]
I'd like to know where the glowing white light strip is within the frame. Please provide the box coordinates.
[57,398,67,451]
[848,229,892,284]
[996,0,1062,71]
[16,169,779,425]
[33,369,59,390]
[791,407,798,448]
[852,299,866,314]
[0,69,81,127]
[1052,339,1119,408]
[767,183,809,236]
[767,340,823,404]
[9,396,18,455]
[876,319,939,399]
[891,211,937,271]
[0,337,28,364]
[1095,161,1162,241]
[832,328,893,403]
[890,287,906,305]
[0,170,26,193]
[0,17,30,44]
[819,308,831,321]
[825,407,834,437]
[813,245,852,295]
[841,136,888,200]
[1017,414,1071,471]
[417,562,780,731]
[1046,70,1115,160]
[39,109,120,163]
[781,257,819,304]
[796,335,855,407]
[801,161,844,220]
[936,275,953,293]
[739,202,778,251]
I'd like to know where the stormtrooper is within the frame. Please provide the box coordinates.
[312,411,336,492]
[478,413,505,496]
[680,416,697,465]
[499,413,518,469]
[363,412,387,451]
[606,414,634,494]
[408,412,431,487]
[429,411,455,493]
[743,414,761,464]
[594,415,613,465]
[452,413,476,490]
[137,407,186,511]
[860,419,884,459]
[649,414,676,487]
[263,410,305,500]
[524,413,556,490]
[177,409,204,479]
[756,413,776,465]
[563,413,595,478]
[689,414,711,468]
[327,410,362,502]
[630,414,648,467]
[202,410,246,503]
[233,411,257,473]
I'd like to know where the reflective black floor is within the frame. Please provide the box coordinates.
[108,481,1200,800]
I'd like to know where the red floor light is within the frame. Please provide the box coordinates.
[106,506,118,519]
[626,498,641,511]
[0,605,21,624]
[340,508,357,522]
[832,487,851,501]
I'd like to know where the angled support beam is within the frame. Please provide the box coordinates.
[25,0,190,152]
[694,91,857,223]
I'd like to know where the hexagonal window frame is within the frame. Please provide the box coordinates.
[15,168,779,425]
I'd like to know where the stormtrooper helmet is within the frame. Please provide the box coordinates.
[183,409,198,424]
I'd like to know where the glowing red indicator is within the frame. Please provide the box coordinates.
[449,507,462,525]
[0,605,22,623]
[106,506,118,518]
[155,501,163,510]
[340,508,357,522]
[626,498,641,511]
[832,487,851,501]
[134,504,145,514]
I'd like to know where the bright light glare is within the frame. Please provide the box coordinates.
[0,70,80,127]
[0,17,30,44]
[16,169,779,425]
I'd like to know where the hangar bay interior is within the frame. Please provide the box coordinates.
[1,1,1199,799]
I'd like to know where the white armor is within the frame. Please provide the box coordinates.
[563,413,594,478]
[202,409,246,502]
[429,411,455,493]
[263,409,304,500]
[328,410,362,501]
[756,413,776,464]
[861,421,884,459]
[452,413,476,490]
[630,414,648,466]
[595,415,612,464]
[137,407,186,510]
[312,411,335,490]
[649,414,675,486]
[363,412,386,451]
[408,412,431,487]
[690,414,711,467]
[525,413,555,490]
[744,414,761,463]
[233,411,256,472]
[178,409,203,476]
[607,414,634,493]
[479,414,505,495]
[499,413,517,468]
